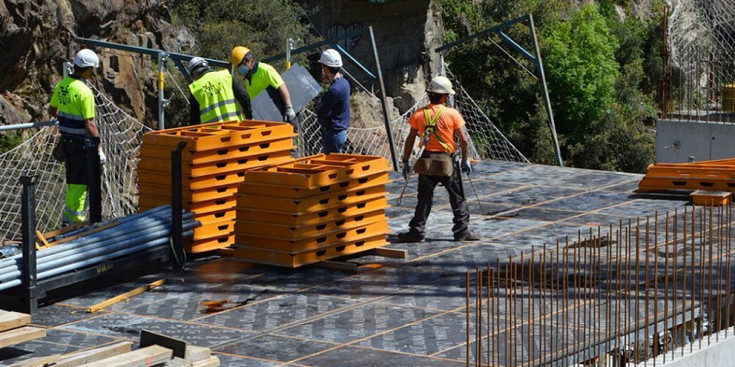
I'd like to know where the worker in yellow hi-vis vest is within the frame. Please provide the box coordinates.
[187,57,252,125]
[48,48,105,226]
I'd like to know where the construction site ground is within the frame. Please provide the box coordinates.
[0,159,687,366]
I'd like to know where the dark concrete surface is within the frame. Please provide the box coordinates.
[0,160,690,366]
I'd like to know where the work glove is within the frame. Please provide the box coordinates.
[98,149,107,165]
[401,161,411,180]
[284,105,296,122]
[461,159,472,175]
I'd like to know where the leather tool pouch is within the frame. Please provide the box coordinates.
[413,153,453,177]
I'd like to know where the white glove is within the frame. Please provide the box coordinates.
[284,105,296,122]
[98,149,107,165]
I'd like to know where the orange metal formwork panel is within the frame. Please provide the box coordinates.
[690,190,731,206]
[138,150,293,177]
[237,186,386,213]
[232,235,388,268]
[642,166,735,180]
[138,155,295,189]
[243,154,389,189]
[237,196,389,226]
[191,208,237,225]
[139,137,295,165]
[238,172,391,199]
[234,209,387,240]
[638,177,735,192]
[137,182,240,203]
[235,220,388,253]
[142,120,294,152]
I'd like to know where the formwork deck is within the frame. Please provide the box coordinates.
[0,160,694,366]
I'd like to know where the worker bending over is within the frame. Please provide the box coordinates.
[397,76,480,243]
[316,49,350,154]
[48,48,104,226]
[230,46,295,122]
[188,57,252,125]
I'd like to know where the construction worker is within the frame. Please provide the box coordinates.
[397,76,480,243]
[316,49,350,154]
[48,48,105,226]
[230,46,295,122]
[188,56,252,125]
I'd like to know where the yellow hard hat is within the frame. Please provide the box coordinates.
[230,46,251,66]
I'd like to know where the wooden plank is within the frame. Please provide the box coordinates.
[35,230,51,250]
[48,220,120,247]
[50,341,134,367]
[140,330,186,359]
[78,345,172,367]
[364,247,408,259]
[162,346,212,367]
[185,356,220,367]
[0,310,31,332]
[41,222,89,240]
[0,326,46,348]
[9,355,60,367]
[86,279,166,313]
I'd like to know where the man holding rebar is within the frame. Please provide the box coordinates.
[397,75,479,243]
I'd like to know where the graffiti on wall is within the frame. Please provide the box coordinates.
[325,22,364,52]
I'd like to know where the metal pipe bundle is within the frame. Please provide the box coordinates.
[0,205,198,291]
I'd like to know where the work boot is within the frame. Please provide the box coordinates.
[397,231,425,243]
[455,230,480,242]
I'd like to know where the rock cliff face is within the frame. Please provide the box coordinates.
[0,0,184,127]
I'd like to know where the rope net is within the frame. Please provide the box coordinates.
[0,85,150,244]
[296,66,529,165]
[667,0,735,120]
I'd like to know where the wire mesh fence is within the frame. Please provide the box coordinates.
[666,0,735,122]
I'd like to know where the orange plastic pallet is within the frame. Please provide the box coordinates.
[243,154,389,189]
[238,186,386,213]
[236,221,388,253]
[239,172,391,199]
[638,177,735,192]
[138,150,293,178]
[142,120,294,152]
[237,196,389,226]
[139,137,295,165]
[192,219,234,241]
[138,182,240,203]
[188,234,235,253]
[138,155,294,189]
[232,235,388,268]
[234,209,387,240]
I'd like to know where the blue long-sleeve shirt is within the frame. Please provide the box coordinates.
[317,77,350,132]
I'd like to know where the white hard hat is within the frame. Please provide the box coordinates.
[319,49,343,68]
[188,57,209,75]
[73,49,99,68]
[427,76,455,95]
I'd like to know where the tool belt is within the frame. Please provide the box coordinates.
[414,151,454,177]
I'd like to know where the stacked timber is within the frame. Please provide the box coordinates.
[137,120,295,253]
[0,310,45,351]
[234,154,391,267]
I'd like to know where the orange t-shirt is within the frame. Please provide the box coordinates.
[407,104,466,153]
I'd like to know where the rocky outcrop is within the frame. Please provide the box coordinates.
[0,0,183,127]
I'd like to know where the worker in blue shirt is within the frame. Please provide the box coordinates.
[316,49,350,154]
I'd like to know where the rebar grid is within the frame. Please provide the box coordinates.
[466,204,734,366]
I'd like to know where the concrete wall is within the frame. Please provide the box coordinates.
[655,119,735,163]
[303,0,443,106]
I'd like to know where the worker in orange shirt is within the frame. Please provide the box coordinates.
[397,76,480,243]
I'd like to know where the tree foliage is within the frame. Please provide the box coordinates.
[436,0,663,172]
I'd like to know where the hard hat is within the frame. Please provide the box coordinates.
[188,57,209,75]
[73,49,99,68]
[318,49,343,68]
[230,46,251,66]
[426,76,455,95]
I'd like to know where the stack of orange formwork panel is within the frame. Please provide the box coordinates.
[638,158,735,193]
[234,154,392,268]
[137,120,296,253]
